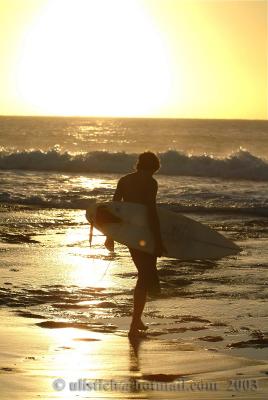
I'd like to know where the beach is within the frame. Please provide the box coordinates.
[1,201,268,399]
[1,308,268,399]
[1,117,268,398]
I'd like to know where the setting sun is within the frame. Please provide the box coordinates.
[0,0,266,119]
[13,0,171,117]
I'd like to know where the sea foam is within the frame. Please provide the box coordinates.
[0,148,267,181]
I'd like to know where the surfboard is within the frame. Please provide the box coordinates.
[86,201,240,260]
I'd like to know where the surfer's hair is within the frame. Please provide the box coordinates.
[136,152,160,172]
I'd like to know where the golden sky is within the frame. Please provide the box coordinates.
[0,0,267,119]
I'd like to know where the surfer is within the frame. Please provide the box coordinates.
[105,152,165,337]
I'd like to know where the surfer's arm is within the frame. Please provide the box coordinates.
[112,178,123,201]
[105,179,123,251]
[146,180,164,256]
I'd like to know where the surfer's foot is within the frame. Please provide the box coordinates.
[128,320,148,336]
[128,327,147,338]
[136,320,148,331]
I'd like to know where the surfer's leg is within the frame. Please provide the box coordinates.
[129,249,147,332]
[132,279,147,329]
[129,248,159,334]
[131,249,160,296]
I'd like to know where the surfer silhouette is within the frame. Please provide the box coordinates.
[105,152,165,337]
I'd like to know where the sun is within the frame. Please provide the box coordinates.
[14,0,172,117]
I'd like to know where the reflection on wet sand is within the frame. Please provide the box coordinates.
[0,310,268,400]
[129,335,143,373]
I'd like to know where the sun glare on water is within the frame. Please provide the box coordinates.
[63,220,112,289]
[15,0,172,117]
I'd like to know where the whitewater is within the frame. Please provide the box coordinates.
[1,147,268,181]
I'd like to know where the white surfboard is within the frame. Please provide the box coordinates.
[86,202,240,260]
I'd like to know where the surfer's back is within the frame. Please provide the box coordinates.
[114,171,157,205]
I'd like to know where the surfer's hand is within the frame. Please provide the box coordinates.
[105,237,114,252]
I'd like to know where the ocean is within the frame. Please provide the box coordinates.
[0,116,268,359]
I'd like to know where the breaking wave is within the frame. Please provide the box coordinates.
[0,148,268,181]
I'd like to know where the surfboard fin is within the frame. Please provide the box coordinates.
[89,221,94,247]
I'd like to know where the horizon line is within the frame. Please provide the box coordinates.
[0,114,267,122]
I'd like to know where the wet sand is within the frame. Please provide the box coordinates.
[0,309,268,400]
[1,203,268,399]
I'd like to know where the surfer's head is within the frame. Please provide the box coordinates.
[136,152,160,173]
